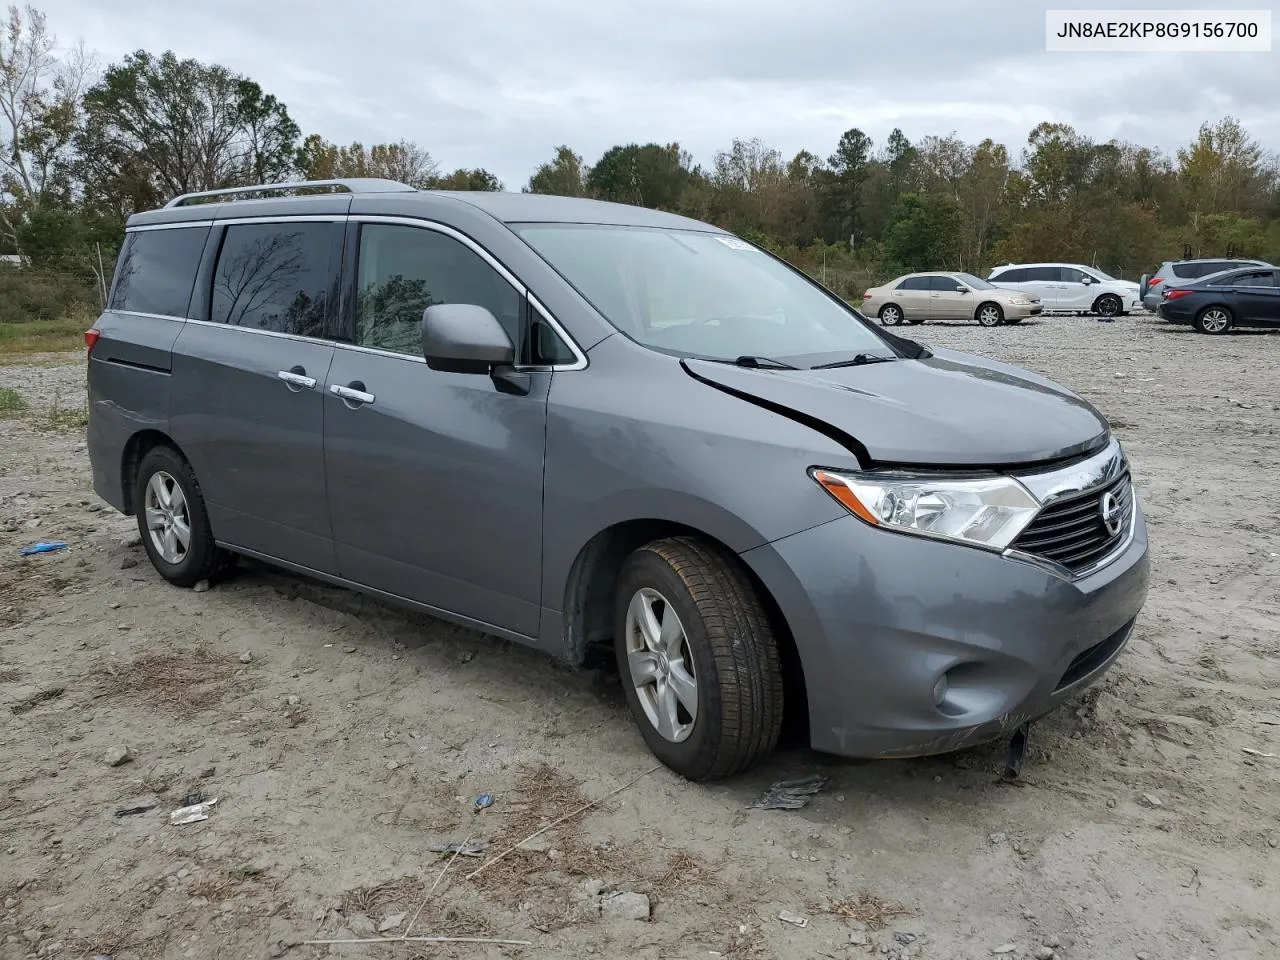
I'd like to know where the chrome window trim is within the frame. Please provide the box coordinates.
[349,214,588,372]
[125,221,215,232]
[119,214,588,372]
[109,309,189,322]
[219,215,348,226]
[184,315,333,347]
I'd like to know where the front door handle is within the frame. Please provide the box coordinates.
[278,367,316,391]
[330,382,375,406]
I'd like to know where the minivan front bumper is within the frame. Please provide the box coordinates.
[740,502,1150,759]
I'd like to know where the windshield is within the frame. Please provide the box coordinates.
[514,224,898,366]
[1090,268,1116,281]
[955,273,996,290]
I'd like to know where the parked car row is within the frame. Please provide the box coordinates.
[1154,264,1280,333]
[864,257,1280,335]
[862,261,1141,327]
[1140,257,1271,311]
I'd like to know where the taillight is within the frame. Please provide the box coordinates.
[1148,277,1164,287]
[1166,289,1194,300]
[84,329,100,353]
[862,292,872,299]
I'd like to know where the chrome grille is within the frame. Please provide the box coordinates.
[1012,473,1133,573]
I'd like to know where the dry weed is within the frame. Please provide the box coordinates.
[818,889,914,929]
[94,647,236,711]
[9,685,64,714]
[0,666,22,682]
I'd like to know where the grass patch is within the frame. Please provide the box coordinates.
[0,316,88,355]
[36,396,89,433]
[0,388,26,418]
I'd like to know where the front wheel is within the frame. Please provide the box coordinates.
[134,446,235,587]
[1194,305,1233,334]
[879,304,904,326]
[976,302,1004,327]
[614,537,784,781]
[1094,294,1122,318]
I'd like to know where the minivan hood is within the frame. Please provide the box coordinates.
[683,348,1110,467]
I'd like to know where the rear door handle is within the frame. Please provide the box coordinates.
[330,383,375,406]
[277,368,316,390]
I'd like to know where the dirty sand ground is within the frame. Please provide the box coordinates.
[1,314,1278,960]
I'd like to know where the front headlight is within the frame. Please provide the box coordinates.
[812,469,1041,550]
[1010,298,1032,305]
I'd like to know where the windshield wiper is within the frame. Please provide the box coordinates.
[708,355,798,370]
[810,353,899,370]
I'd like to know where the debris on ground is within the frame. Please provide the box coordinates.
[1141,793,1164,808]
[20,541,68,556]
[377,912,406,933]
[600,891,650,921]
[991,944,1018,955]
[473,791,494,813]
[101,745,133,767]
[114,796,160,817]
[895,932,919,944]
[747,774,829,810]
[778,910,808,927]
[193,579,210,593]
[239,651,253,663]
[170,797,219,825]
[426,839,489,858]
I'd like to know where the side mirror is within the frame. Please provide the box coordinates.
[1081,276,1094,285]
[956,285,970,293]
[422,304,515,374]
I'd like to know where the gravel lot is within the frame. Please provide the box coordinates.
[1,313,1278,960]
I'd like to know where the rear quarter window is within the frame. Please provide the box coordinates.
[109,226,211,317]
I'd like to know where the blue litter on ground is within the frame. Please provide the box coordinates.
[21,541,69,556]
[473,792,494,813]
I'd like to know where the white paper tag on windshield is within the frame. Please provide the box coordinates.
[715,236,753,251]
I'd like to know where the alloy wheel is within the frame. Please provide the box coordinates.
[1200,308,1230,333]
[144,470,191,564]
[624,587,699,743]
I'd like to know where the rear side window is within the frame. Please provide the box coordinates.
[1233,271,1276,287]
[1024,267,1057,281]
[109,227,210,317]
[1175,261,1238,279]
[993,268,1025,282]
[211,222,339,337]
[897,276,928,290]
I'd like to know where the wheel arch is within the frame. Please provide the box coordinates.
[974,300,1004,323]
[561,518,809,743]
[120,429,188,515]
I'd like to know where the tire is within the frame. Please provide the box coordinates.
[613,536,784,781]
[1094,294,1122,318]
[976,302,1004,327]
[1193,305,1233,335]
[134,446,235,587]
[879,304,904,326]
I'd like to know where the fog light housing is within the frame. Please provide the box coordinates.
[932,674,948,707]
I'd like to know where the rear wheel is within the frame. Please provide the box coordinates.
[614,537,784,781]
[879,304,904,326]
[1194,305,1233,334]
[976,302,1004,327]
[134,446,235,587]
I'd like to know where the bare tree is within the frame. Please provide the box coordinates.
[0,4,92,256]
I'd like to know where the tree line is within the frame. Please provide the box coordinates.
[3,3,1278,307]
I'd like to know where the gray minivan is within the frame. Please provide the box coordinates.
[86,179,1150,781]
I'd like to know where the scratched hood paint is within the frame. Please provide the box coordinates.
[684,347,1110,467]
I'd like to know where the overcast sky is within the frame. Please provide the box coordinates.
[39,0,1280,188]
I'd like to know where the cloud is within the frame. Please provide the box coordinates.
[40,0,1280,188]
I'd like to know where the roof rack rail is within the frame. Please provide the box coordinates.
[165,178,417,208]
